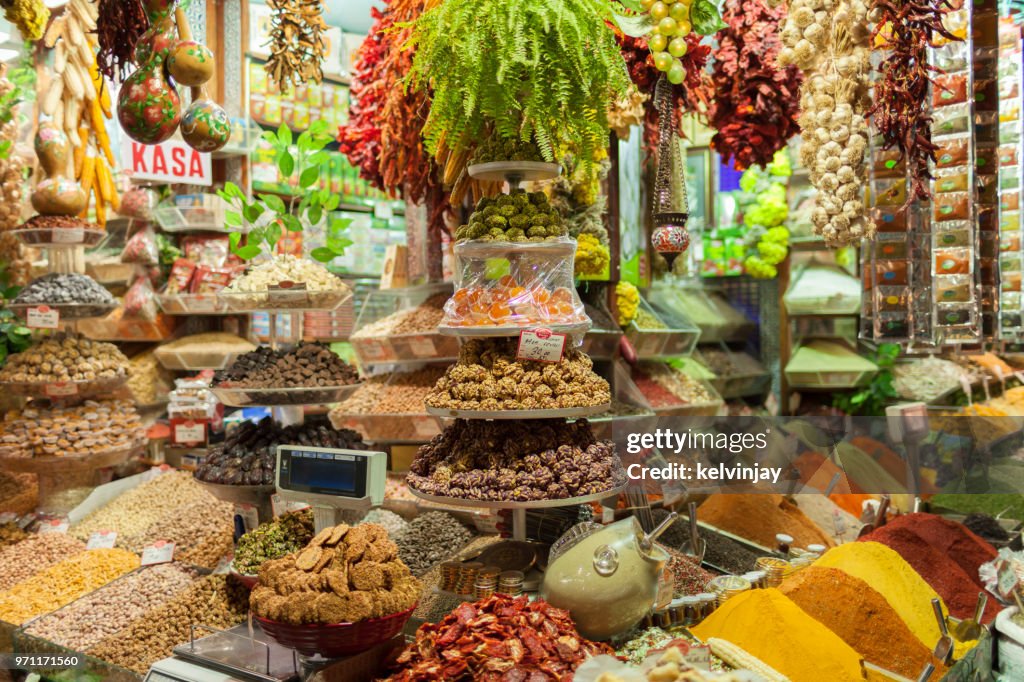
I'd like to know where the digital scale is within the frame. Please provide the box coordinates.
[275,445,388,532]
[145,446,389,681]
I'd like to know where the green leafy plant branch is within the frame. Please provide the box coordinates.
[0,263,28,368]
[218,120,353,263]
[832,343,901,416]
[405,0,631,173]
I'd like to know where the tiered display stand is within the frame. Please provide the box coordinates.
[406,161,625,543]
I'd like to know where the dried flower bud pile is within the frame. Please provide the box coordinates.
[426,338,611,412]
[779,0,872,246]
[233,510,315,575]
[408,419,625,502]
[382,594,616,681]
[454,190,569,243]
[250,522,421,625]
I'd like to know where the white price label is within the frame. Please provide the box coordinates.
[684,645,712,670]
[234,504,260,532]
[271,494,310,517]
[52,227,84,244]
[141,540,175,565]
[357,339,391,362]
[87,530,117,549]
[516,328,567,364]
[26,306,60,329]
[408,335,436,358]
[267,281,308,305]
[45,382,78,398]
[38,518,69,534]
[0,512,17,524]
[174,421,206,445]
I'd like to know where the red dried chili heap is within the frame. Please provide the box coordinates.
[704,0,801,170]
[859,512,999,622]
[382,594,615,681]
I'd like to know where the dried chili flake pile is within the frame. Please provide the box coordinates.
[382,594,615,681]
[704,0,802,170]
[868,0,960,207]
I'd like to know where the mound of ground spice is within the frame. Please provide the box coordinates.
[882,513,996,585]
[691,588,864,682]
[697,494,835,550]
[814,542,973,659]
[861,522,998,622]
[781,566,946,679]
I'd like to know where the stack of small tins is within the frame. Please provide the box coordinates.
[997,17,1024,340]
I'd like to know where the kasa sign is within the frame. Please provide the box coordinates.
[121,140,212,186]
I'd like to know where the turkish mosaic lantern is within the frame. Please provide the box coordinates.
[650,76,689,269]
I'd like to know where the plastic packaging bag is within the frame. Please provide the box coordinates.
[121,226,160,265]
[124,276,159,320]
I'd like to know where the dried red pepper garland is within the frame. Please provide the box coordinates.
[703,0,801,170]
[337,6,388,192]
[867,0,960,207]
[382,594,615,681]
[616,30,711,158]
[95,0,149,81]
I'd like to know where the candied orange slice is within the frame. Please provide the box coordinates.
[488,301,512,322]
[492,288,510,302]
[533,288,552,304]
[467,288,483,303]
[453,288,470,302]
[453,303,471,318]
[557,302,576,317]
[498,274,518,289]
[550,287,573,304]
[470,301,489,315]
[507,286,527,302]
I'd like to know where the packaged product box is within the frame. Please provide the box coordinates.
[330,154,344,195]
[307,83,323,109]
[264,96,282,125]
[336,85,350,125]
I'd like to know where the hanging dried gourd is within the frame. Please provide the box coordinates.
[265,0,327,91]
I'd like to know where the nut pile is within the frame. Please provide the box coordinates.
[233,509,315,575]
[360,509,410,537]
[0,548,139,625]
[214,342,360,389]
[133,494,234,569]
[0,522,26,548]
[251,522,421,624]
[24,564,198,650]
[88,575,249,674]
[0,533,84,591]
[779,0,871,246]
[71,471,227,551]
[632,364,717,408]
[408,419,625,502]
[0,399,145,459]
[222,254,350,307]
[127,351,171,405]
[382,595,615,681]
[15,214,101,242]
[0,471,37,515]
[426,338,610,411]
[454,190,569,243]
[351,293,448,337]
[332,366,446,415]
[13,273,116,311]
[195,417,367,486]
[0,334,128,385]
[393,511,475,576]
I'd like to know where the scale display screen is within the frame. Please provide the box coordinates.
[278,447,368,498]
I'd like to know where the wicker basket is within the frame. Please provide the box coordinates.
[255,604,416,657]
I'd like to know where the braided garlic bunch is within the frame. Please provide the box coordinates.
[779,0,872,247]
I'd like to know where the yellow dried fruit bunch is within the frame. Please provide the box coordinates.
[3,0,49,41]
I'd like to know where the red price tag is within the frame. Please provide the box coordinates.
[141,540,175,565]
[27,305,59,329]
[516,328,567,364]
[38,518,69,534]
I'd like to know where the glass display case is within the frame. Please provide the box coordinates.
[350,283,460,367]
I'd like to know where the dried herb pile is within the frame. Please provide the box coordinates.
[867,0,960,208]
[704,0,802,170]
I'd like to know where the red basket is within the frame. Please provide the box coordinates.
[255,604,417,657]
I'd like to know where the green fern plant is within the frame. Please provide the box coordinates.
[405,0,631,172]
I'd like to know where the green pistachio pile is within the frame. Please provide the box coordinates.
[454,189,570,243]
[471,137,545,164]
[232,509,314,575]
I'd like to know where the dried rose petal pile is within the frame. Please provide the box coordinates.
[382,594,615,680]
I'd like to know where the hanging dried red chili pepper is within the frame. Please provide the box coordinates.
[95,0,149,81]
[867,0,961,208]
[703,0,802,170]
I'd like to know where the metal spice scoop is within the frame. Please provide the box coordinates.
[857,494,890,538]
[950,592,988,642]
[931,598,954,664]
[916,663,936,682]
[683,502,706,563]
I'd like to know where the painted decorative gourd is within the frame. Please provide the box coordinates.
[168,40,215,87]
[182,88,231,152]
[32,122,87,216]
[117,0,181,145]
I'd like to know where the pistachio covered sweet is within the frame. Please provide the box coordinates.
[454,189,569,243]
